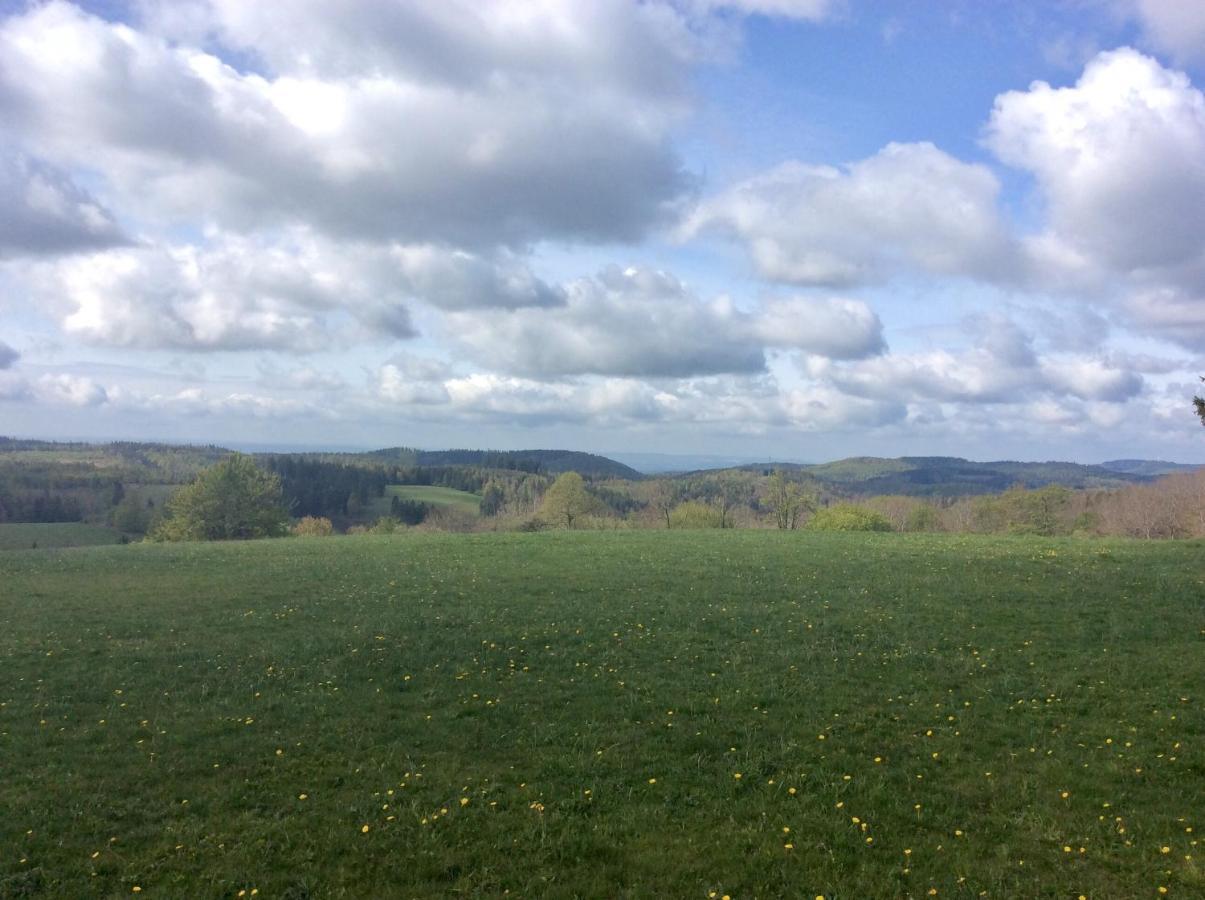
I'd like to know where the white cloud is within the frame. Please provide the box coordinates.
[683,142,1017,286]
[987,48,1205,277]
[986,47,1205,350]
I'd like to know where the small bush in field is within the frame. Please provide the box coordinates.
[292,516,334,536]
[669,500,724,529]
[805,504,893,532]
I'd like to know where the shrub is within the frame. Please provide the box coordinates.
[805,504,894,532]
[292,516,334,536]
[370,517,401,534]
[668,500,724,529]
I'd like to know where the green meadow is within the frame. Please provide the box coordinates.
[0,522,124,551]
[0,532,1201,898]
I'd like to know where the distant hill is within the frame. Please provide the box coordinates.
[610,452,787,474]
[1099,459,1203,477]
[724,455,1154,497]
[412,448,641,479]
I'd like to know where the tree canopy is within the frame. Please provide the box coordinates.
[150,454,289,541]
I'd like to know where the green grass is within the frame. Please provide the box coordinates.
[0,522,123,551]
[0,532,1201,898]
[385,484,481,513]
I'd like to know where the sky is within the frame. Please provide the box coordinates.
[1,0,1204,462]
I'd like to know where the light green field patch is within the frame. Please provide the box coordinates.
[386,484,481,513]
[0,522,124,550]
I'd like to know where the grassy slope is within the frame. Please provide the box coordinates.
[0,522,123,550]
[0,532,1202,898]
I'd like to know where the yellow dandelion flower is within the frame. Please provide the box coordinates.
[361,825,370,834]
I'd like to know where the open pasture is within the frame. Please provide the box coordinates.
[0,532,1201,898]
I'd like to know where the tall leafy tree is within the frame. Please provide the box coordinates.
[150,454,289,541]
[539,472,599,528]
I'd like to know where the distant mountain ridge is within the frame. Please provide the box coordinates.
[356,447,642,479]
[1098,459,1203,477]
[723,455,1162,497]
[4,437,1200,495]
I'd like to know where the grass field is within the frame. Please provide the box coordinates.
[0,532,1201,898]
[384,484,481,513]
[0,522,123,551]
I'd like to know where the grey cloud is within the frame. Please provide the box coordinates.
[0,341,18,369]
[0,2,689,248]
[1123,287,1205,352]
[0,149,127,258]
[394,246,564,310]
[752,297,886,359]
[451,266,765,378]
[822,317,1144,406]
[449,266,885,379]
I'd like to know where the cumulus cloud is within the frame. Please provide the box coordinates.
[987,48,1205,277]
[986,47,1205,349]
[0,149,127,258]
[24,234,418,351]
[0,1,692,247]
[0,341,18,369]
[449,265,884,378]
[683,142,1017,286]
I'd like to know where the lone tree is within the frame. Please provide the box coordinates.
[150,454,289,541]
[764,469,814,529]
[539,471,598,528]
[1195,377,1204,426]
